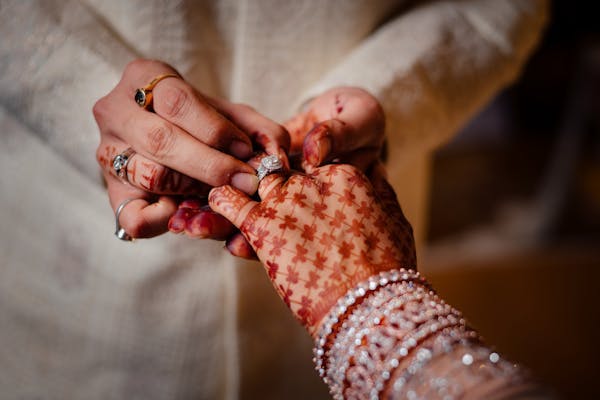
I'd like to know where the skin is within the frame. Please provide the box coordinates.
[207,163,416,336]
[167,86,388,258]
[94,59,289,238]
[93,60,386,255]
[285,86,385,172]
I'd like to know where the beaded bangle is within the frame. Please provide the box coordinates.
[313,268,526,400]
[327,282,426,379]
[313,268,426,379]
[327,284,432,398]
[329,292,462,399]
[385,327,479,399]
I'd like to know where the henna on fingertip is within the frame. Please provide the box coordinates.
[226,233,258,260]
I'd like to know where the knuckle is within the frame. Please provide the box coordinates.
[95,145,107,167]
[92,96,109,123]
[155,85,190,119]
[355,92,385,131]
[125,58,170,77]
[270,124,291,149]
[233,103,256,113]
[139,163,167,192]
[203,118,229,147]
[122,212,151,238]
[146,122,176,159]
[124,59,149,76]
[341,163,361,176]
[202,156,232,185]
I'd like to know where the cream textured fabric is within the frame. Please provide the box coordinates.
[0,0,547,399]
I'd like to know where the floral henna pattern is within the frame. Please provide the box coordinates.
[210,163,416,336]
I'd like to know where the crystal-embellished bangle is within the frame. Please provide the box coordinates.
[329,290,462,399]
[385,326,479,399]
[367,312,464,399]
[326,284,432,398]
[313,268,426,379]
[327,282,426,379]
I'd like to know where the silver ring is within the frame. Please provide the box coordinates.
[115,198,137,241]
[113,147,136,182]
[256,155,284,181]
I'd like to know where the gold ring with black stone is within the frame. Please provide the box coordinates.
[134,73,178,110]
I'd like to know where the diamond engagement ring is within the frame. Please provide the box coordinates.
[113,147,136,182]
[115,198,137,241]
[135,73,178,110]
[256,155,284,181]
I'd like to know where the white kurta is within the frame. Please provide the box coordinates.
[0,1,547,398]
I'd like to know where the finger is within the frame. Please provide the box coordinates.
[107,174,178,238]
[186,209,237,240]
[95,75,258,195]
[335,146,381,173]
[152,79,254,159]
[120,109,258,194]
[226,233,258,260]
[248,153,287,201]
[283,110,319,155]
[302,90,384,167]
[302,119,369,167]
[168,198,205,234]
[208,185,257,228]
[207,97,291,166]
[168,199,238,240]
[98,140,209,195]
[257,173,286,201]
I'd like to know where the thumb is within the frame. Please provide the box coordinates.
[208,185,257,228]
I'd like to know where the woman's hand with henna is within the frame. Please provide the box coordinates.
[284,87,385,173]
[207,163,416,336]
[94,59,290,239]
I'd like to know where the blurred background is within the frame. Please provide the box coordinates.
[421,1,600,398]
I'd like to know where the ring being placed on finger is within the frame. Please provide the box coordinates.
[113,147,136,183]
[115,198,137,242]
[135,73,179,110]
[256,155,284,182]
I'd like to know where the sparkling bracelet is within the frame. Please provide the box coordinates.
[313,268,427,380]
[313,268,528,400]
[328,288,463,399]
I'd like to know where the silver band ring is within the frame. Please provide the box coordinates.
[113,147,136,183]
[115,198,137,241]
[257,155,284,182]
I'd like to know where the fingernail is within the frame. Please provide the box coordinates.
[306,134,331,166]
[230,140,253,159]
[168,209,189,233]
[231,172,258,195]
[278,147,290,170]
[186,213,211,238]
[315,136,331,164]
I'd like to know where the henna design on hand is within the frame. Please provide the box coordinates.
[210,164,416,336]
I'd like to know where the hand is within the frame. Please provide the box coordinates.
[208,163,416,336]
[93,59,290,238]
[169,87,386,257]
[284,87,385,173]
